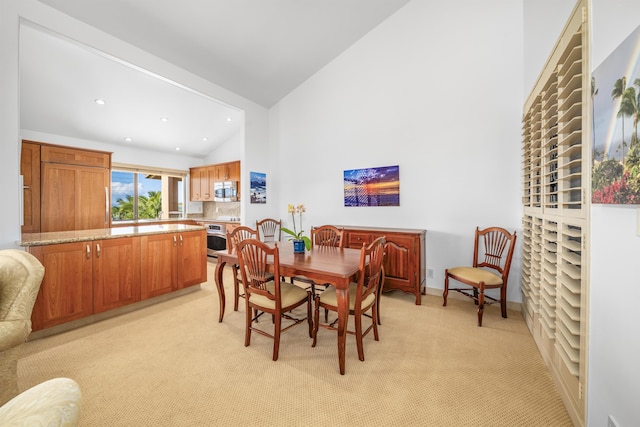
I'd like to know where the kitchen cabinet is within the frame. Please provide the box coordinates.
[23,140,112,233]
[40,144,110,168]
[341,226,426,305]
[140,229,207,299]
[29,237,141,330]
[41,162,110,232]
[29,241,94,331]
[189,166,211,201]
[93,237,141,314]
[20,141,41,233]
[27,227,206,332]
[189,161,240,201]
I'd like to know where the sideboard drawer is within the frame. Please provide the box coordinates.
[347,232,372,249]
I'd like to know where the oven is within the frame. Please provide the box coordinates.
[206,223,227,257]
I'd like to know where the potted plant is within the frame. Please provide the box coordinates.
[281,204,311,253]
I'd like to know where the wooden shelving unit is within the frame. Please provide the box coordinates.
[520,1,589,426]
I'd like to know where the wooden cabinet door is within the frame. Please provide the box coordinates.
[76,166,110,230]
[190,167,213,201]
[21,141,41,233]
[140,233,178,299]
[29,242,93,331]
[189,167,201,201]
[381,234,416,295]
[41,163,109,232]
[177,230,207,288]
[93,237,141,314]
[227,161,240,182]
[41,144,110,168]
[204,166,216,200]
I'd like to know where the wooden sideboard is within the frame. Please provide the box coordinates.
[338,226,426,305]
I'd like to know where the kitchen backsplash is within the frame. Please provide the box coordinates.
[204,201,240,219]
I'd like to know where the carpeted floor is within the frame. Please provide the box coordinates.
[17,261,573,426]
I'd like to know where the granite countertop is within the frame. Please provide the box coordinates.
[19,224,206,247]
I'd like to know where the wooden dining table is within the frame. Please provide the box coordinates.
[214,241,363,375]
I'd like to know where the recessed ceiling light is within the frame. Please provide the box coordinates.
[226,117,232,122]
[160,117,169,122]
[175,147,181,151]
[124,137,132,142]
[94,99,105,105]
[202,137,208,142]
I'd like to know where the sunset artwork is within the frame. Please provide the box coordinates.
[343,165,400,207]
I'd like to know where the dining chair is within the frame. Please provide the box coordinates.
[226,225,259,311]
[442,226,517,326]
[255,218,281,242]
[235,239,312,361]
[293,225,345,295]
[312,236,386,362]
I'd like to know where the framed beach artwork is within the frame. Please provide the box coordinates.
[592,24,640,204]
[343,165,400,207]
[250,171,266,204]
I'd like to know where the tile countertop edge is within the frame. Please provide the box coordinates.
[18,224,206,247]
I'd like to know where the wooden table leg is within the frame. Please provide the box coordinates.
[215,259,227,322]
[335,286,349,375]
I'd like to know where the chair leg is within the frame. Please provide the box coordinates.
[500,286,508,318]
[355,309,365,361]
[273,315,281,361]
[306,293,313,338]
[312,296,320,347]
[443,272,449,306]
[477,286,484,327]
[244,303,252,347]
[372,305,379,341]
[233,271,240,311]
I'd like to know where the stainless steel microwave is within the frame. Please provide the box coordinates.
[214,181,238,202]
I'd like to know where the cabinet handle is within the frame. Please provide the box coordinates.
[179,235,183,246]
[96,243,101,258]
[86,244,91,259]
[173,235,177,247]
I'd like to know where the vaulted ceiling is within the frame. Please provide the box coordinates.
[21,1,410,157]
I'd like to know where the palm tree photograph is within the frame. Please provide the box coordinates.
[592,24,640,204]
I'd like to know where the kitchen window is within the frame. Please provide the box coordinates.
[111,164,186,222]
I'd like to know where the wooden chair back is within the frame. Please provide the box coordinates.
[473,226,517,283]
[235,239,281,305]
[226,226,257,253]
[356,236,386,306]
[256,218,281,242]
[311,225,345,248]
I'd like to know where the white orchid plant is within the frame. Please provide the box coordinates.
[281,204,312,250]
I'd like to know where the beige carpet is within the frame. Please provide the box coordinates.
[18,261,572,426]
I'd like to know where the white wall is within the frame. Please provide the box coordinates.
[270,0,524,301]
[588,1,640,426]
[0,0,271,247]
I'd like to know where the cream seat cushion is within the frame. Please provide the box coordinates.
[0,378,82,426]
[318,282,375,309]
[447,267,503,286]
[248,281,308,309]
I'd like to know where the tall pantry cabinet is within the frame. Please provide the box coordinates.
[520,2,589,426]
[21,141,112,233]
